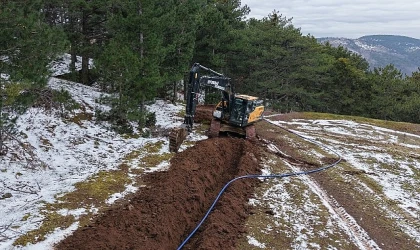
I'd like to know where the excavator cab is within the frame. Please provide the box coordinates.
[229,98,247,126]
[229,95,264,127]
[209,94,264,139]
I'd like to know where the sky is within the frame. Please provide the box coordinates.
[241,0,420,39]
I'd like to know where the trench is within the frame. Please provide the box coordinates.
[56,137,262,250]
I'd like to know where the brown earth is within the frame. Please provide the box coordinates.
[193,104,214,124]
[55,107,419,250]
[56,136,262,250]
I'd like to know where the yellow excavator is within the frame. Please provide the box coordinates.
[169,63,264,152]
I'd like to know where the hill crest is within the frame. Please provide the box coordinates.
[318,35,420,76]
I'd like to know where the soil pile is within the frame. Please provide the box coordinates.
[193,104,215,123]
[56,137,262,250]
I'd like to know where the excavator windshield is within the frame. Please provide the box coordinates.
[229,98,246,126]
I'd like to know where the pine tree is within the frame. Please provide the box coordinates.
[236,12,310,111]
[95,39,141,132]
[401,70,420,123]
[94,0,173,130]
[159,0,205,102]
[0,0,66,153]
[369,65,406,121]
[192,0,249,69]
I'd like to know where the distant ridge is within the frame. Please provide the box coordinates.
[317,35,420,76]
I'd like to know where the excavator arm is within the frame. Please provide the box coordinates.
[169,63,232,152]
[184,63,232,131]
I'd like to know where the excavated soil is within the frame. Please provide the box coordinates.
[193,104,214,124]
[56,137,262,250]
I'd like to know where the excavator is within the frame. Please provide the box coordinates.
[169,63,264,152]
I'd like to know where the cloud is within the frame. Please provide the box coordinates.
[241,0,420,39]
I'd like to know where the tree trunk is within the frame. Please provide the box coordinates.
[70,42,77,74]
[138,3,144,59]
[81,10,89,85]
[81,54,89,85]
[172,81,177,104]
[0,97,3,153]
[69,12,77,75]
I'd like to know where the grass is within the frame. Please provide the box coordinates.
[245,114,420,249]
[177,108,186,118]
[13,167,130,246]
[14,212,75,246]
[299,112,420,135]
[40,138,53,151]
[141,153,172,169]
[12,140,172,247]
[143,140,165,154]
[238,151,356,249]
[68,111,93,128]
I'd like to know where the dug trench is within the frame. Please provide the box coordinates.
[56,137,262,250]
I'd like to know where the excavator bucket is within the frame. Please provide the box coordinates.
[169,127,188,153]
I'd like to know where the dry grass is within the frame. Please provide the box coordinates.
[12,140,171,246]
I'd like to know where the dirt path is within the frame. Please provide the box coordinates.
[256,117,420,250]
[267,142,380,250]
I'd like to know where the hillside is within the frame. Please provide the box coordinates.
[318,35,420,76]
[0,61,420,249]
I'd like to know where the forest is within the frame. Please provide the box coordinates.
[1,0,420,136]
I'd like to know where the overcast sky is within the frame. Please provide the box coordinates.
[241,0,420,39]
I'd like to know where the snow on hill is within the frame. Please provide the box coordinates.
[0,57,207,249]
[318,35,420,76]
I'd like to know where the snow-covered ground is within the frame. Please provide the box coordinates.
[279,119,420,218]
[0,56,206,249]
[245,118,420,249]
[0,80,187,249]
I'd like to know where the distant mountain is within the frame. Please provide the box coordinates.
[317,35,420,76]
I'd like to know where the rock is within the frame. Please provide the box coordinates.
[1,193,12,199]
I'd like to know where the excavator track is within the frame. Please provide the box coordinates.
[169,127,187,153]
[210,119,257,140]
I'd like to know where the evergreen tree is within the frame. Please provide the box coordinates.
[401,70,420,123]
[42,0,111,83]
[321,44,370,115]
[237,12,322,112]
[0,0,66,152]
[95,0,172,130]
[369,65,405,121]
[95,39,141,132]
[192,0,249,69]
[70,0,111,85]
[159,0,204,102]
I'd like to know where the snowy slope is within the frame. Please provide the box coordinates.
[0,56,205,249]
[318,35,420,76]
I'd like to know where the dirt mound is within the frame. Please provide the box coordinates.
[194,105,215,123]
[56,137,262,250]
